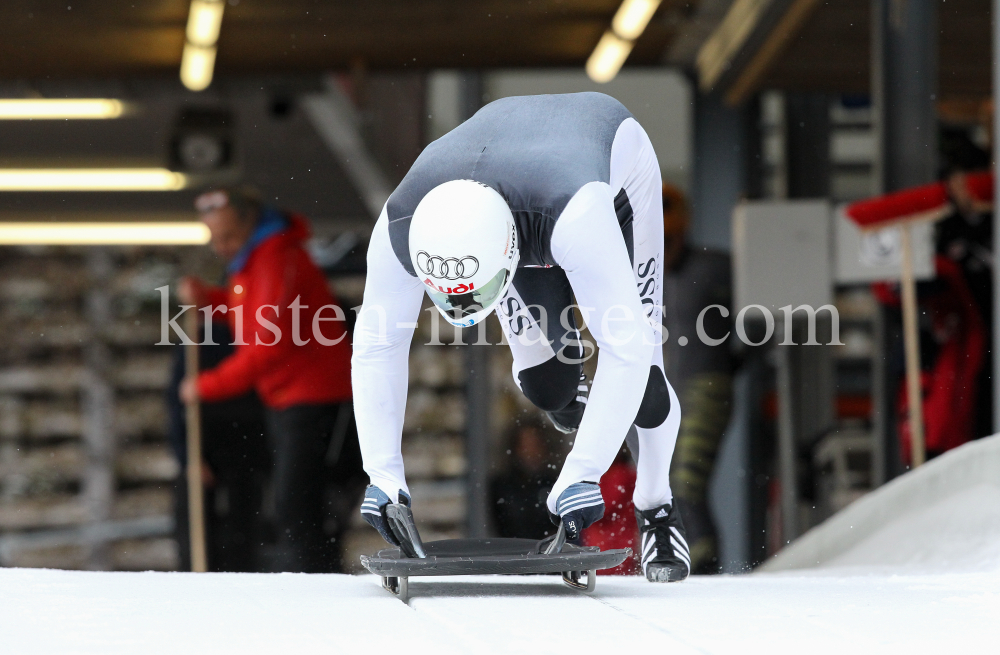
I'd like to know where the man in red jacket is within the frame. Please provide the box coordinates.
[179,187,362,572]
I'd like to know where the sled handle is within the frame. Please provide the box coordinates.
[386,503,427,559]
[543,522,567,555]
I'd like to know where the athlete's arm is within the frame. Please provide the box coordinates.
[547,181,656,512]
[352,208,425,500]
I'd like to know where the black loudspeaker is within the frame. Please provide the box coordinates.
[169,107,235,173]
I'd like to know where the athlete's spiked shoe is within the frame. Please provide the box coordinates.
[635,502,691,582]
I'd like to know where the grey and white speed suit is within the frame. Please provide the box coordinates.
[352,92,680,514]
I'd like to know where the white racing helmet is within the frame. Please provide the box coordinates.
[409,179,519,327]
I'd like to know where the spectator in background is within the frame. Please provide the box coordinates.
[938,130,992,440]
[661,184,734,574]
[491,420,557,539]
[166,322,268,572]
[875,132,992,463]
[179,187,365,573]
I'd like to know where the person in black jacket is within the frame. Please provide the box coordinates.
[166,322,269,572]
[662,185,734,575]
[490,420,558,540]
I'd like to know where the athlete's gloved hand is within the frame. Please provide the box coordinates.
[550,482,605,542]
[360,485,412,546]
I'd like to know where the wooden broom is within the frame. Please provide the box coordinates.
[185,308,208,572]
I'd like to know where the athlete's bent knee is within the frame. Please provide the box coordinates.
[634,366,671,429]
[518,355,582,412]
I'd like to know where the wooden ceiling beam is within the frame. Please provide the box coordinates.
[696,0,776,93]
[0,1,650,78]
[723,0,821,106]
[695,0,827,104]
[0,2,682,77]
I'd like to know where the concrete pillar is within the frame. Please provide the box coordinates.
[872,0,938,193]
[871,0,938,480]
[782,92,835,532]
[691,90,760,566]
[690,92,747,251]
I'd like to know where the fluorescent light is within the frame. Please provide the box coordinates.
[586,31,634,84]
[0,223,211,245]
[181,0,224,91]
[585,0,658,83]
[180,43,217,92]
[0,168,187,191]
[612,0,661,40]
[0,99,126,120]
[186,0,225,47]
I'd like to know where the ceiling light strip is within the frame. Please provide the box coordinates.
[0,222,210,245]
[0,99,126,120]
[180,0,225,91]
[586,0,662,83]
[0,169,187,191]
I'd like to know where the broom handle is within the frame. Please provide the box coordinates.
[185,308,209,572]
[899,226,926,467]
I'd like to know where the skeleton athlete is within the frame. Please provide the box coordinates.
[353,92,690,581]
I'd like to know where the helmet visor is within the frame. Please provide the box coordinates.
[425,267,509,320]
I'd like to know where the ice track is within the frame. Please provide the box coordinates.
[0,566,997,654]
[4,436,999,654]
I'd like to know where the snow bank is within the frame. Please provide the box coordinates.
[824,484,1000,572]
[762,434,1000,573]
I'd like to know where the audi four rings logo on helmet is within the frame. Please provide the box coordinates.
[416,251,479,280]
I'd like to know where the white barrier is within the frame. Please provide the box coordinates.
[761,433,1000,571]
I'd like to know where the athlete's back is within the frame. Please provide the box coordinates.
[387,92,633,272]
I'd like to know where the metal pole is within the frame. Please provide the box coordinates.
[459,71,492,538]
[871,306,887,487]
[872,0,937,468]
[775,330,798,543]
[465,341,492,538]
[899,227,926,466]
[82,248,115,570]
[872,0,938,192]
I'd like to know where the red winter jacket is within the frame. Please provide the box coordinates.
[197,214,352,409]
[582,460,639,575]
[873,256,985,458]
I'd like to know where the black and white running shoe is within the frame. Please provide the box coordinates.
[546,373,590,434]
[635,502,691,582]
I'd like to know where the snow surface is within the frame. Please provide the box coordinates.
[4,442,999,654]
[1,566,997,654]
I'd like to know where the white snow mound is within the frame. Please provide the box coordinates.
[825,484,1000,572]
[763,433,1000,573]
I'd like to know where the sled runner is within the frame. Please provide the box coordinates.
[360,504,631,602]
